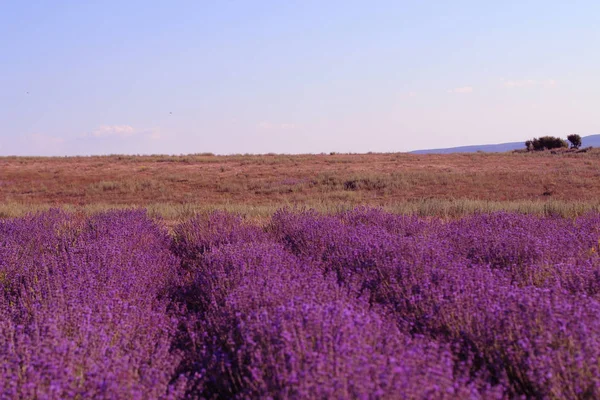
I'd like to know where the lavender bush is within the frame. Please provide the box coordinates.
[0,210,185,399]
[2,207,600,398]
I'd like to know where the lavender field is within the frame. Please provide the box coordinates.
[1,208,600,399]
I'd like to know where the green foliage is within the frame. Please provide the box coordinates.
[525,140,533,151]
[526,136,568,151]
[567,134,582,149]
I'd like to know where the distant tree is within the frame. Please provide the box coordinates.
[567,134,582,149]
[525,140,533,151]
[526,136,568,151]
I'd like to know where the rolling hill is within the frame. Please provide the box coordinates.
[412,134,600,154]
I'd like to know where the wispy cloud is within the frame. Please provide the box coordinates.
[257,121,298,130]
[91,125,136,138]
[503,79,557,88]
[84,125,163,141]
[148,131,162,140]
[447,86,473,94]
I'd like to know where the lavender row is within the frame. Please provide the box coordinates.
[268,208,600,398]
[172,212,494,398]
[0,210,185,399]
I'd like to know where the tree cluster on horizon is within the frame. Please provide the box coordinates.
[525,134,581,151]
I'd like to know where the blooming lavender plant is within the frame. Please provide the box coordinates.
[3,208,600,399]
[0,210,186,399]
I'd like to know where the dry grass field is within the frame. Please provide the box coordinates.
[2,149,600,220]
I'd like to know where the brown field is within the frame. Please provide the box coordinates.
[2,149,600,220]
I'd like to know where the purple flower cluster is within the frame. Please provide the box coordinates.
[0,210,185,399]
[3,207,600,398]
[268,208,600,398]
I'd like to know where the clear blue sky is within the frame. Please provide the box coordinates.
[1,1,599,155]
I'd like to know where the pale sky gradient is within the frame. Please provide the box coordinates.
[1,1,599,155]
